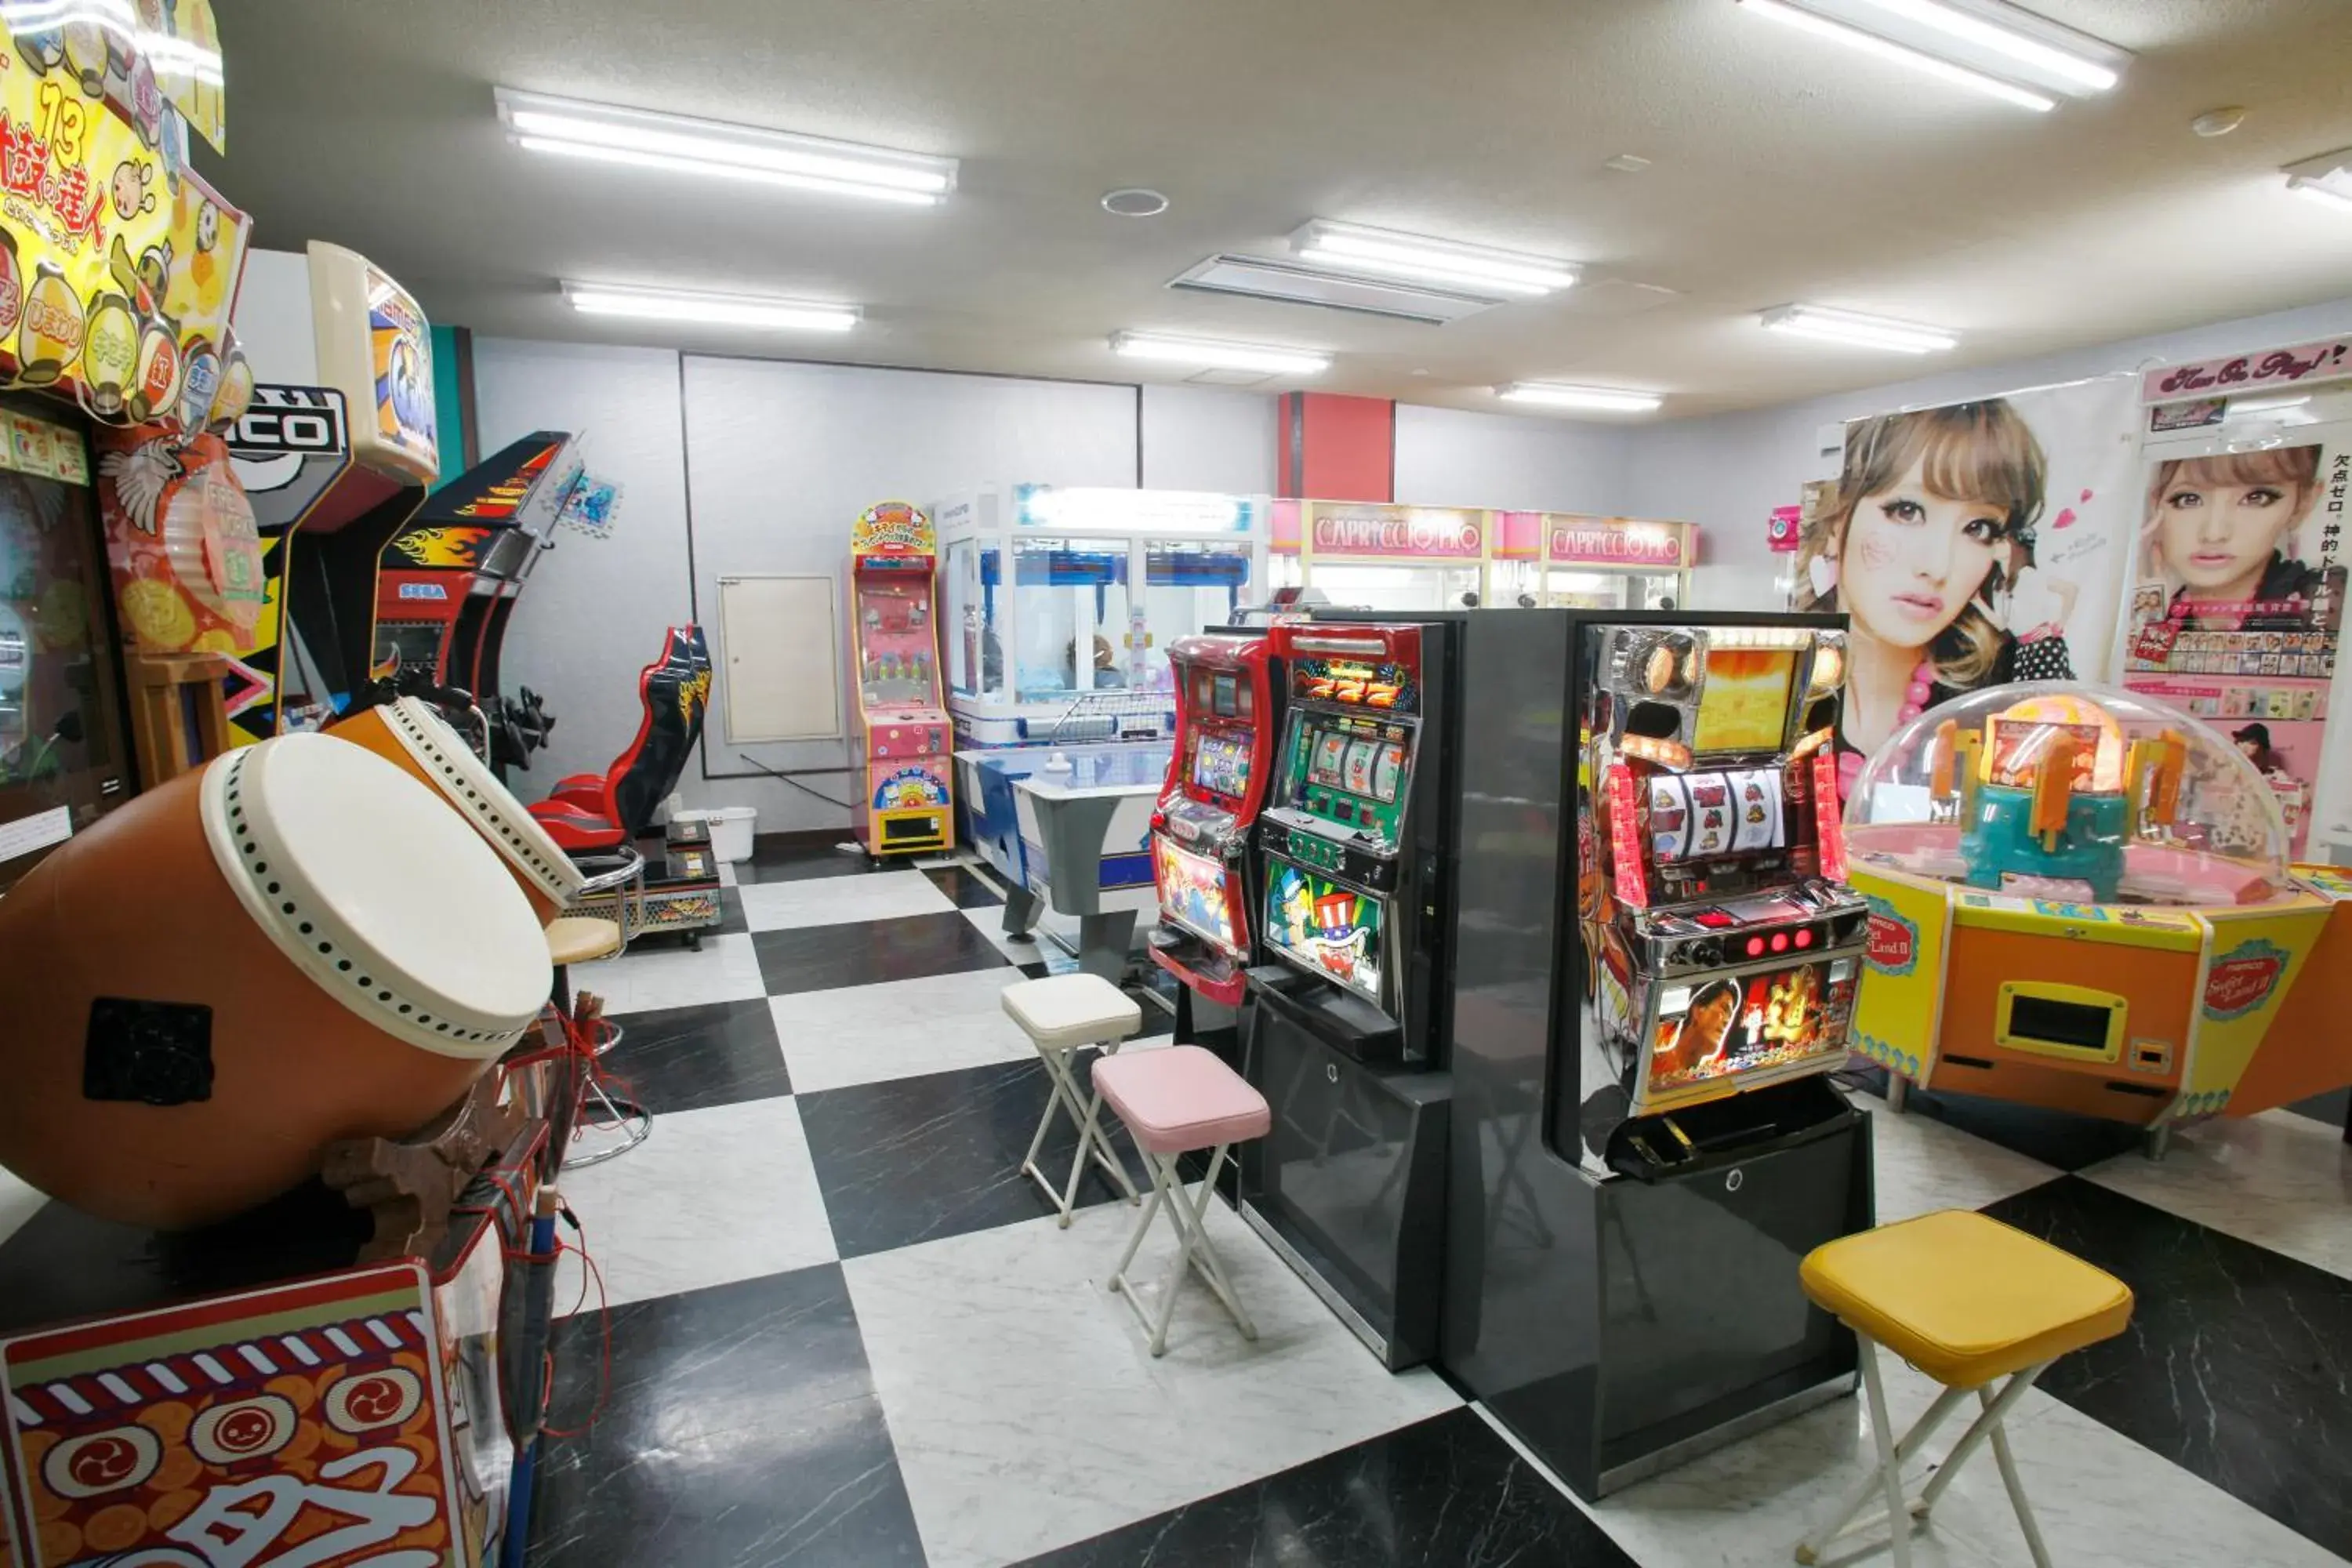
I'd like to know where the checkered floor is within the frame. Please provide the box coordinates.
[4,838,2348,1567]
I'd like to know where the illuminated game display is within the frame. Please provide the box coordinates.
[1148,631,1279,1007]
[1255,621,1445,1051]
[1584,622,1866,1123]
[851,502,953,855]
[1845,682,2352,1134]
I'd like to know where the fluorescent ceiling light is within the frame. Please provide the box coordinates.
[562,282,858,332]
[1497,383,1664,413]
[496,88,956,206]
[1291,222,1578,297]
[1848,0,2117,90]
[1761,304,1958,354]
[2284,149,2352,212]
[1736,0,2059,112]
[1111,332,1330,376]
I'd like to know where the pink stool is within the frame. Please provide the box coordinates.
[1091,1045,1272,1356]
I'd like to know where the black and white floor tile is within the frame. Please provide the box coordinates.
[0,832,2347,1568]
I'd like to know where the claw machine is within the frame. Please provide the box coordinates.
[1269,501,1530,610]
[1524,514,1693,611]
[850,501,953,856]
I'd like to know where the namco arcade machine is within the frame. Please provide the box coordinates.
[1237,614,1464,1371]
[851,502,953,856]
[1442,609,1874,1500]
[1842,683,2352,1148]
[1145,630,1280,1034]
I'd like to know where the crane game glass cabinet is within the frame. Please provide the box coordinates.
[851,503,953,856]
[1443,610,1873,1500]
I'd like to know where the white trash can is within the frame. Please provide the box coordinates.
[677,806,758,862]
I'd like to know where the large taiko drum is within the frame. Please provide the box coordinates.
[0,731,553,1229]
[328,696,586,924]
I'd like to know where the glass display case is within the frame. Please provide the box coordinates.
[935,485,1268,745]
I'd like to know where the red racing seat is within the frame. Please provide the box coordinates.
[530,626,713,851]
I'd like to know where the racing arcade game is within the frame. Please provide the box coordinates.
[1443,609,1872,1499]
[1238,615,1460,1370]
[1146,630,1280,1044]
[376,430,582,775]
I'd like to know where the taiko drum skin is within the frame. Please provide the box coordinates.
[0,732,550,1229]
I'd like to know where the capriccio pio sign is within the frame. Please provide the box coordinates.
[1304,502,1483,559]
[2143,338,2352,406]
[1544,514,1691,569]
[0,3,250,436]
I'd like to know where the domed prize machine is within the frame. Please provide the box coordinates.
[1842,682,2352,1152]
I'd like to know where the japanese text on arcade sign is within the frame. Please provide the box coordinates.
[1546,515,1688,568]
[1308,504,1483,559]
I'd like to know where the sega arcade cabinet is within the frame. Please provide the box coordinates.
[850,501,953,857]
[1442,609,1874,1499]
[1145,630,1282,1047]
[375,429,582,775]
[1237,613,1463,1370]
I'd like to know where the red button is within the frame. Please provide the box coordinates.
[1795,927,1814,949]
[1770,931,1790,953]
[1744,936,1765,957]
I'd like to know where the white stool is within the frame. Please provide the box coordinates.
[1001,973,1143,1226]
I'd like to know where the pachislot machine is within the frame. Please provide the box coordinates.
[1442,610,1874,1498]
[1238,615,1460,1370]
[1147,630,1280,1037]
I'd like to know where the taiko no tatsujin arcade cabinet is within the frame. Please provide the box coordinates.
[1441,609,1875,1500]
[851,502,954,856]
[1842,682,2352,1142]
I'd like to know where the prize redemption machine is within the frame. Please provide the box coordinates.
[1237,615,1461,1370]
[1145,630,1280,1043]
[1844,683,2352,1148]
[850,501,953,856]
[1442,610,1874,1499]
[375,429,583,774]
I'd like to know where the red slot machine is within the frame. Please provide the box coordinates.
[1147,632,1280,1007]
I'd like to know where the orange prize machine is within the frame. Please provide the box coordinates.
[1844,685,2349,1144]
[851,502,953,855]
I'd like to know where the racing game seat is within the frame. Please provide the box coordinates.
[530,626,713,851]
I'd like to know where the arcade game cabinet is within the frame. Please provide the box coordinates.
[1238,614,1461,1370]
[1844,683,2349,1141]
[850,501,953,856]
[1443,610,1872,1499]
[376,429,583,774]
[532,624,723,941]
[1147,629,1281,1038]
[1,401,132,897]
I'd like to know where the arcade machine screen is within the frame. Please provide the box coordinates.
[1263,857,1387,1007]
[1690,648,1798,756]
[1190,731,1252,802]
[1283,712,1410,840]
[1644,958,1857,1098]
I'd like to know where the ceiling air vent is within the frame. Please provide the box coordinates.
[1169,255,1501,325]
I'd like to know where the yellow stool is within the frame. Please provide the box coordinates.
[1795,1210,2132,1568]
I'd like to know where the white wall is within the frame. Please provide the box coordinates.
[1393,401,1632,514]
[1142,383,1276,493]
[477,341,697,798]
[1624,294,2352,610]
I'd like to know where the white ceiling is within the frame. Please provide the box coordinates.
[195,0,2352,418]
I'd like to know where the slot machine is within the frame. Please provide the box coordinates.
[1441,609,1875,1501]
[1236,614,1461,1371]
[1146,630,1280,1027]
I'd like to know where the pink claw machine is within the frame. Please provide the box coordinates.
[851,502,955,856]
